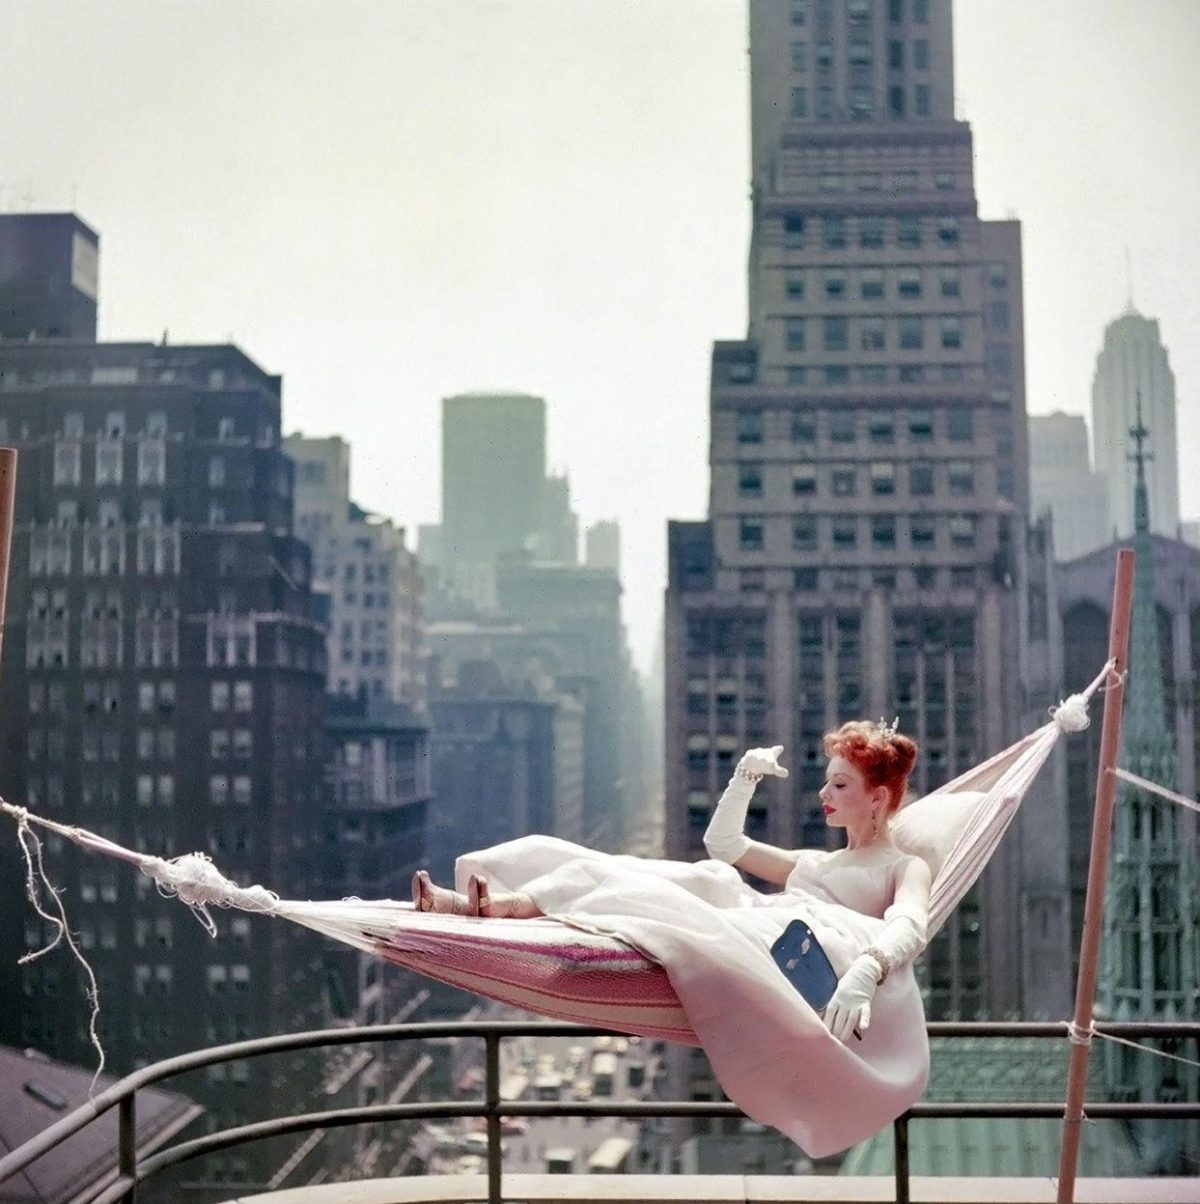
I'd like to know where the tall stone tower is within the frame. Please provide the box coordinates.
[1098,401,1198,1172]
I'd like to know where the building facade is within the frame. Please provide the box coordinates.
[1028,411,1111,561]
[286,433,425,708]
[1091,309,1180,541]
[0,336,332,1197]
[0,212,99,340]
[666,0,1035,1039]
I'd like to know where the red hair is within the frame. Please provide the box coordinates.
[822,721,919,815]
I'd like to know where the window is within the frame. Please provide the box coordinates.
[825,366,849,384]
[791,414,817,443]
[908,410,934,441]
[861,317,886,350]
[861,269,884,300]
[889,85,905,118]
[948,461,975,496]
[829,412,856,443]
[894,171,918,192]
[232,776,252,805]
[941,317,962,349]
[823,216,846,249]
[791,0,808,23]
[785,317,806,351]
[871,462,896,495]
[937,217,959,247]
[95,441,123,485]
[816,86,834,120]
[823,316,848,351]
[940,270,960,298]
[787,366,808,385]
[210,775,229,805]
[738,463,763,498]
[897,268,922,298]
[872,516,897,548]
[988,261,1009,288]
[211,730,230,760]
[988,301,1010,332]
[860,217,884,248]
[899,316,924,349]
[914,39,929,69]
[819,173,844,193]
[913,0,928,22]
[785,271,805,299]
[935,172,954,191]
[909,463,934,496]
[832,520,857,550]
[858,173,881,192]
[784,215,805,249]
[791,86,808,118]
[208,457,226,488]
[815,39,833,68]
[739,519,764,551]
[849,86,873,118]
[897,215,921,248]
[233,682,252,712]
[792,465,817,496]
[823,272,847,300]
[948,408,974,440]
[949,515,976,549]
[911,516,936,549]
[869,413,895,442]
[64,412,84,437]
[737,410,763,444]
[899,365,924,383]
[888,39,903,70]
[54,440,82,486]
[832,467,857,497]
[793,518,818,551]
[794,568,819,591]
[138,440,165,486]
[988,342,1012,377]
[791,40,808,70]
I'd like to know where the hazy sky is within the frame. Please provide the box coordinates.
[2,1,1197,674]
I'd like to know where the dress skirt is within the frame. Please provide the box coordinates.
[456,835,929,1157]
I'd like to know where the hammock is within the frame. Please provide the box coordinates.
[3,665,1109,1048]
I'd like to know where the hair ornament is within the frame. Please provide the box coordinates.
[875,716,900,740]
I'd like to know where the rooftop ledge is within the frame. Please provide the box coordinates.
[221,1175,1198,1204]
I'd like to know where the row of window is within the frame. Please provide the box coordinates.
[738,459,977,498]
[782,313,968,353]
[735,564,982,593]
[734,406,975,444]
[781,268,1010,314]
[29,527,180,576]
[738,512,979,552]
[789,81,935,121]
[791,0,929,26]
[790,36,931,74]
[26,617,178,670]
[729,361,1007,387]
[779,212,965,252]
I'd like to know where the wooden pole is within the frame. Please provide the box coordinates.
[0,448,16,668]
[1056,548,1135,1203]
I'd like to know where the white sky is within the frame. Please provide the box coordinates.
[2,1,1197,675]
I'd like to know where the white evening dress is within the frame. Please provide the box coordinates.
[455,835,929,1157]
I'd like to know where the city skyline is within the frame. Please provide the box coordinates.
[2,0,1197,673]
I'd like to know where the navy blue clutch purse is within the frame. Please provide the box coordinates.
[770,919,839,1012]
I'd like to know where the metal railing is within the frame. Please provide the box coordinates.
[1,1020,1197,1204]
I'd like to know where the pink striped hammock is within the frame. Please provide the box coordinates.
[2,666,1109,1047]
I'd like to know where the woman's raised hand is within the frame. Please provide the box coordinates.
[737,745,790,780]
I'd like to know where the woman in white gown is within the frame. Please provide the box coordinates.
[412,720,932,1157]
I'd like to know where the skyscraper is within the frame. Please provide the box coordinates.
[1091,309,1180,540]
[440,392,546,608]
[666,0,1034,1042]
[1028,412,1111,560]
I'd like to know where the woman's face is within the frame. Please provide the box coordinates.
[819,755,884,832]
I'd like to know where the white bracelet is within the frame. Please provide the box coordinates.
[734,766,763,783]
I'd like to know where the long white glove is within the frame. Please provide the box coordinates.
[702,745,789,864]
[824,900,928,1043]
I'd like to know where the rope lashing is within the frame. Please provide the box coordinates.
[1110,767,1200,816]
[1065,1022,1200,1072]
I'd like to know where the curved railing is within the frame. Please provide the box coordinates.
[1,1020,1197,1204]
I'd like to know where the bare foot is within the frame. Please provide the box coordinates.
[412,870,473,915]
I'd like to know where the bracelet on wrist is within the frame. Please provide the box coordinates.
[862,946,893,984]
[734,766,764,783]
